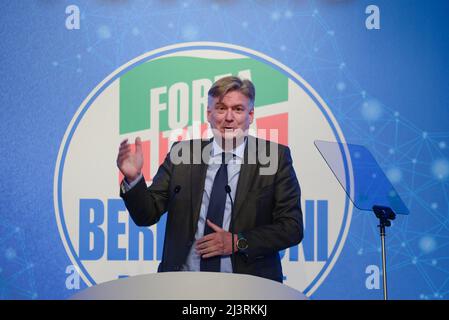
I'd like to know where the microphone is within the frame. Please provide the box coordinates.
[159,185,181,272]
[225,184,236,270]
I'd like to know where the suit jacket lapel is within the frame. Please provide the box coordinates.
[233,136,258,221]
[190,139,212,234]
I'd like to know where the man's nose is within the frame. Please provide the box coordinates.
[225,109,234,121]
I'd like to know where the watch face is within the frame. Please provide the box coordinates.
[238,238,248,250]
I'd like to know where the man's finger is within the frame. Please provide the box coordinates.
[116,154,130,166]
[135,137,142,154]
[196,237,217,250]
[117,148,132,162]
[206,219,223,232]
[119,139,129,150]
[117,146,131,158]
[202,246,223,258]
[197,232,216,243]
[198,243,222,256]
[196,233,216,245]
[197,244,217,255]
[120,143,131,151]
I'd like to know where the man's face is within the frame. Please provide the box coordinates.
[207,90,254,144]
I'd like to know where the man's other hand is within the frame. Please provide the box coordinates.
[196,219,238,258]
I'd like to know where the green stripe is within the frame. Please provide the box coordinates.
[120,56,288,134]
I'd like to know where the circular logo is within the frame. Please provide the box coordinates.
[54,42,353,296]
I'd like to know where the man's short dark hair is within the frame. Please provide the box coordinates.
[208,76,255,109]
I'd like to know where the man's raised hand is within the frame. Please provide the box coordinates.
[116,137,144,182]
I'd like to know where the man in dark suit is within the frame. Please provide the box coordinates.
[117,76,303,283]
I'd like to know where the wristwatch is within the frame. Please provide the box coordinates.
[236,233,248,252]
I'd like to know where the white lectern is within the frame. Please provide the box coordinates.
[70,272,307,300]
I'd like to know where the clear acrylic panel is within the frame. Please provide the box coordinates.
[314,140,409,215]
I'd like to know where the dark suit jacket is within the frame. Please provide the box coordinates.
[120,135,303,283]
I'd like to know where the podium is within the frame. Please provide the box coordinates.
[70,272,307,300]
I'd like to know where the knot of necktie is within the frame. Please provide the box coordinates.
[222,152,236,165]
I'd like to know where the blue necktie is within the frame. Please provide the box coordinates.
[200,153,229,272]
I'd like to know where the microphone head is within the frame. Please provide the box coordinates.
[225,185,231,193]
[174,185,181,193]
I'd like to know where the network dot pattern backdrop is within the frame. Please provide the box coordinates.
[1,0,448,300]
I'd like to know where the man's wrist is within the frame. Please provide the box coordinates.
[236,232,248,253]
[125,172,142,184]
[121,173,143,193]
[233,234,239,253]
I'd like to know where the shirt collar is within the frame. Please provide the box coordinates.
[211,137,246,159]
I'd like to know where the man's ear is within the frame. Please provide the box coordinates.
[248,107,255,124]
[207,106,212,123]
[207,96,215,124]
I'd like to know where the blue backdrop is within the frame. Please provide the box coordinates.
[1,0,449,300]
